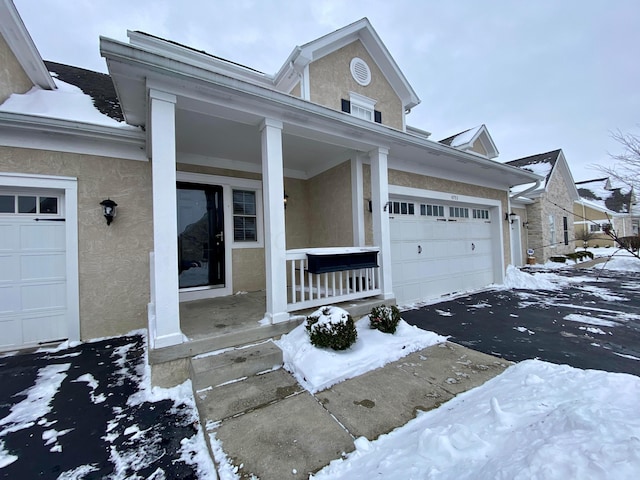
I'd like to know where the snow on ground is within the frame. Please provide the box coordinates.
[312,360,640,480]
[0,77,138,129]
[276,314,447,393]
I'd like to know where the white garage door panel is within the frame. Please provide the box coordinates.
[21,253,66,281]
[390,201,497,306]
[0,190,69,350]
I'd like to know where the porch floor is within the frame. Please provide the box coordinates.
[180,291,267,341]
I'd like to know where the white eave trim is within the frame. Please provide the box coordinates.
[101,37,540,185]
[126,31,275,89]
[0,111,146,160]
[0,0,56,90]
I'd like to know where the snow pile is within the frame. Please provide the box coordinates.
[0,78,136,129]
[306,306,351,333]
[500,265,558,290]
[312,360,640,480]
[276,315,447,393]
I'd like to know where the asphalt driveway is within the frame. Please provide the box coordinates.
[402,267,640,377]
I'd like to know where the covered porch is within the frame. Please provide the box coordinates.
[101,33,396,353]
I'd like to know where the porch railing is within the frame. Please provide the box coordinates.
[286,247,381,312]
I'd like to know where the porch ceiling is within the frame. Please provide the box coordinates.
[175,107,356,179]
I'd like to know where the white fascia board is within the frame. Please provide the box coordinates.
[556,151,580,200]
[101,37,539,186]
[0,111,146,161]
[0,0,56,90]
[127,31,275,89]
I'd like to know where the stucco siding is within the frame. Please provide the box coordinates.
[0,146,152,340]
[232,248,265,292]
[308,40,404,130]
[0,33,33,104]
[308,161,353,247]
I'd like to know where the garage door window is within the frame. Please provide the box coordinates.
[450,207,469,218]
[0,194,58,215]
[420,204,445,217]
[390,201,415,215]
[473,209,489,220]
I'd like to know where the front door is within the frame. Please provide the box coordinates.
[177,183,225,289]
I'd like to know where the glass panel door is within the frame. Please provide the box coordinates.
[177,183,225,288]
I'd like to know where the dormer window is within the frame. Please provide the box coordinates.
[341,92,382,124]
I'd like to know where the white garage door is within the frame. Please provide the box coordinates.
[390,199,496,305]
[0,191,68,351]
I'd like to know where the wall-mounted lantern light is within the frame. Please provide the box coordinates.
[284,192,289,210]
[522,221,529,229]
[505,212,517,224]
[100,198,118,225]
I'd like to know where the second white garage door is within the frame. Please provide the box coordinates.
[390,199,497,305]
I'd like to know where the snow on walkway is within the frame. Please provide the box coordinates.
[312,359,640,480]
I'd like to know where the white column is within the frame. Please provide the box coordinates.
[149,89,183,348]
[370,147,394,299]
[351,154,365,247]
[260,118,289,323]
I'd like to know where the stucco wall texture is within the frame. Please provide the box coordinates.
[0,146,153,340]
[0,33,33,104]
[308,40,404,131]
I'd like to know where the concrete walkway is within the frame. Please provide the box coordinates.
[196,342,510,479]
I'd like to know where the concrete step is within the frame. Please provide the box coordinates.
[190,341,283,391]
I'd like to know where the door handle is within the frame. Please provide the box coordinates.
[215,232,224,240]
[418,245,422,254]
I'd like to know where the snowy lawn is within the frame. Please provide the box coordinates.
[311,359,640,479]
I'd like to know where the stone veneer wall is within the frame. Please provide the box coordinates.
[527,170,575,262]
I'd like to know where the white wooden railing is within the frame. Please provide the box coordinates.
[286,247,381,311]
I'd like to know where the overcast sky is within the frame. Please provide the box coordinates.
[14,0,640,182]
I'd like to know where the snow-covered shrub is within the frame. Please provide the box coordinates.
[369,304,401,334]
[305,306,357,350]
[549,256,567,263]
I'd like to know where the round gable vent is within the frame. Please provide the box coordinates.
[350,57,371,86]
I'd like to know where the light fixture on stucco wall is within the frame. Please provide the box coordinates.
[100,198,118,225]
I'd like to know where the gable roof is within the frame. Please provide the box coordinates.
[438,124,499,159]
[505,149,561,188]
[275,18,420,110]
[0,0,55,90]
[575,177,633,214]
[44,61,124,122]
[506,149,579,201]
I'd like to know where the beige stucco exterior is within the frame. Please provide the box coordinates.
[0,145,153,339]
[308,40,404,131]
[307,161,354,247]
[469,139,488,157]
[573,201,627,248]
[0,33,33,104]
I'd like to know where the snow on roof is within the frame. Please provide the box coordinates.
[576,178,633,214]
[0,76,135,129]
[505,150,561,195]
[439,125,482,147]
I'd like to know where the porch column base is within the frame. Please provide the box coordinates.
[265,311,290,324]
[153,332,186,349]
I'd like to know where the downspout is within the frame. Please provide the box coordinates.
[509,178,542,200]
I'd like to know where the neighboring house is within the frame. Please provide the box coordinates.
[439,124,500,160]
[574,177,636,247]
[1,1,539,382]
[506,149,579,264]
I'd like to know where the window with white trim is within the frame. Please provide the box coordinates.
[349,92,376,122]
[549,215,556,244]
[233,190,257,241]
[589,223,601,233]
